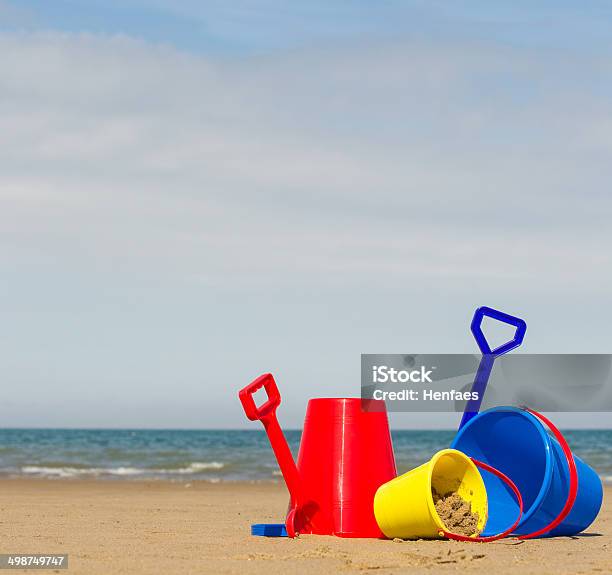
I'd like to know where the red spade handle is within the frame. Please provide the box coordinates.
[239,373,281,421]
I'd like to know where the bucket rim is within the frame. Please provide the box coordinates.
[305,398,388,411]
[307,397,368,401]
[453,406,553,527]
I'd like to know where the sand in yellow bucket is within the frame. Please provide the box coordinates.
[373,448,488,539]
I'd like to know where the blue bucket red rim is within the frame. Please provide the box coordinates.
[453,406,555,528]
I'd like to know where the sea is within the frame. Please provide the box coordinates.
[0,429,610,483]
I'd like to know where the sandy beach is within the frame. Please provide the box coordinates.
[0,480,608,574]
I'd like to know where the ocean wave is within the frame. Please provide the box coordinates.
[181,461,225,472]
[20,462,225,478]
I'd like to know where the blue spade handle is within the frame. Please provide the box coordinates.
[459,307,527,430]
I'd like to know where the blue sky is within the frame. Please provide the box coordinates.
[1,2,611,428]
[4,1,612,55]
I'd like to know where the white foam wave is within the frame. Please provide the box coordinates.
[180,462,225,472]
[21,466,87,478]
[20,462,225,478]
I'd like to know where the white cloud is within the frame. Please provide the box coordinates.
[1,32,611,294]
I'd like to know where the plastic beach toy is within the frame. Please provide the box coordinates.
[239,373,397,538]
[374,448,523,542]
[374,449,487,539]
[452,406,603,537]
[251,524,287,537]
[459,306,527,430]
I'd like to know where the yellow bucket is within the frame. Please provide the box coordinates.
[373,448,488,539]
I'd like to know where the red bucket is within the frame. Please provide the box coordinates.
[297,398,397,537]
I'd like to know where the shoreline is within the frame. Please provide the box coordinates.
[2,475,612,484]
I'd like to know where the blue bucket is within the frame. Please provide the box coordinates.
[451,407,603,537]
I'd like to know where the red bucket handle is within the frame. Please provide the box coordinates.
[444,407,578,542]
[441,458,523,542]
[517,408,578,540]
